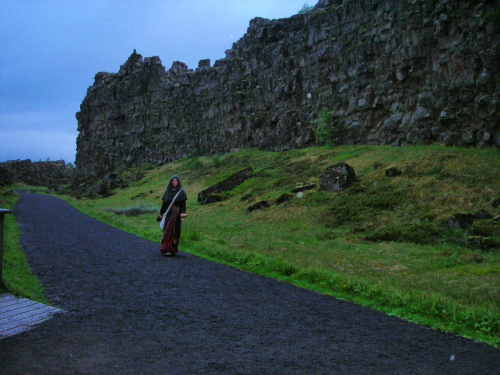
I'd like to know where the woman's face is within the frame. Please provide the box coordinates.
[172,178,179,187]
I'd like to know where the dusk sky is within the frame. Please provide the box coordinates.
[0,0,309,164]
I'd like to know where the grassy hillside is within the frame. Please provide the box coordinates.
[8,145,500,346]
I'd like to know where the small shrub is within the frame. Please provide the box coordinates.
[298,3,314,14]
[313,109,334,145]
[184,158,204,170]
[212,155,223,168]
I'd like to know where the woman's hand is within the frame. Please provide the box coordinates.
[157,214,163,222]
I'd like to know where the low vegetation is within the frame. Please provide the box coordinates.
[298,3,314,15]
[0,188,47,303]
[3,145,500,346]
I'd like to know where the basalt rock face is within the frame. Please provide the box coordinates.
[76,0,500,177]
[0,160,74,187]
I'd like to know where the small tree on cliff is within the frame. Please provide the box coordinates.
[314,109,334,146]
[298,3,314,14]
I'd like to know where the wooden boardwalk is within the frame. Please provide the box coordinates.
[0,293,64,339]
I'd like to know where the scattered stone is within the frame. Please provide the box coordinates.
[319,163,357,192]
[447,213,475,229]
[276,193,294,205]
[240,193,253,202]
[246,200,271,213]
[131,192,149,200]
[291,182,316,193]
[385,167,402,177]
[198,167,253,205]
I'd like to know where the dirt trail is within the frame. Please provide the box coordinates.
[1,192,498,374]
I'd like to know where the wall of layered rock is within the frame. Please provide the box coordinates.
[75,0,499,177]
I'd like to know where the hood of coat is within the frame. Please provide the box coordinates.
[162,174,187,202]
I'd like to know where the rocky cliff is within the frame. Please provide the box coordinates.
[0,160,74,188]
[76,0,500,177]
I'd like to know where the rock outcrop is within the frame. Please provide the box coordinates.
[76,0,500,178]
[319,162,357,191]
[198,167,254,205]
[0,160,74,187]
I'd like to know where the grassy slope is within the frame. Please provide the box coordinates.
[5,145,500,346]
[0,188,48,303]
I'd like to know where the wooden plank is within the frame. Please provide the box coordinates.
[0,307,61,332]
[0,304,49,321]
[0,294,19,303]
[0,297,31,309]
[0,317,53,337]
[0,300,40,314]
[0,293,65,339]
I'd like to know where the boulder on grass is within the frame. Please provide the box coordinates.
[246,200,270,213]
[385,167,402,177]
[276,193,294,205]
[319,163,357,191]
[448,213,475,229]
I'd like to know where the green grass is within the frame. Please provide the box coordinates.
[0,188,48,304]
[5,145,500,346]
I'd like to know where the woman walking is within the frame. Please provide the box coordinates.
[157,174,187,256]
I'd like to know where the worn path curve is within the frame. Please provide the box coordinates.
[0,192,498,374]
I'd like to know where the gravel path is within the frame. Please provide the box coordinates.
[1,192,498,374]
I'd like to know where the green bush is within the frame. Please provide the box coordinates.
[313,109,334,145]
[211,155,223,168]
[298,3,314,14]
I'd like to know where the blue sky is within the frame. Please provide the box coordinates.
[0,0,309,164]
